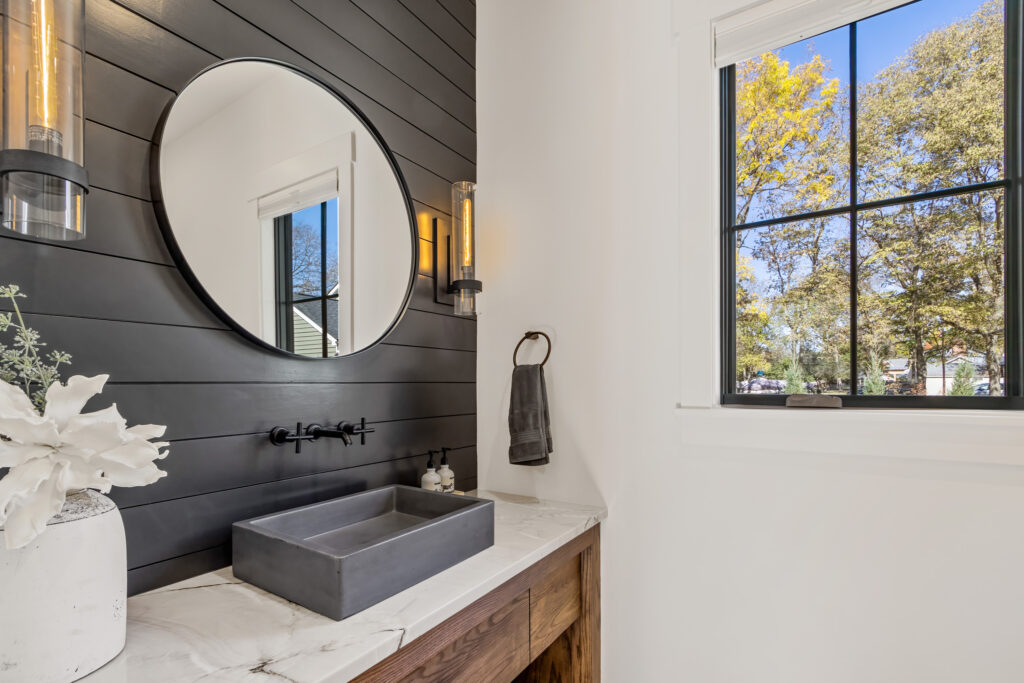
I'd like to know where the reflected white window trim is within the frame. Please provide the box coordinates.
[713,0,907,68]
[257,168,339,220]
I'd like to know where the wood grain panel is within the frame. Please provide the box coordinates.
[212,0,475,162]
[294,0,475,128]
[85,54,175,139]
[0,188,171,264]
[399,591,530,683]
[352,0,475,98]
[529,554,582,657]
[119,446,478,567]
[0,0,476,593]
[16,313,475,383]
[400,0,475,67]
[97,382,476,441]
[438,0,476,37]
[355,526,601,683]
[112,423,478,510]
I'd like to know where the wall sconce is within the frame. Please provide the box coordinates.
[1,0,88,241]
[434,181,481,316]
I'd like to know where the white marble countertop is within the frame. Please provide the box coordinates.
[82,490,606,683]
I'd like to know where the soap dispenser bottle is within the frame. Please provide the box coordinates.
[438,447,455,493]
[421,450,442,491]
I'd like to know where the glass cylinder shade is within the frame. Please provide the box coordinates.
[1,0,87,240]
[451,181,477,316]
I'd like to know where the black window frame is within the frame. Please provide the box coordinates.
[720,0,1024,409]
[274,200,337,358]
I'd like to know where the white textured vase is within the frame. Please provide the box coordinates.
[0,490,127,683]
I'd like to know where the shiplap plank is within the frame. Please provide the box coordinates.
[385,308,476,351]
[84,121,152,199]
[353,0,474,96]
[210,0,475,160]
[437,0,475,37]
[85,54,174,139]
[112,420,476,510]
[294,0,475,128]
[0,189,171,265]
[97,382,475,441]
[16,313,475,383]
[2,237,460,334]
[0,238,224,328]
[89,0,475,183]
[86,0,217,90]
[401,0,475,67]
[125,447,478,595]
[119,445,478,567]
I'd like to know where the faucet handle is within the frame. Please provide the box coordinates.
[336,418,375,445]
[269,422,317,454]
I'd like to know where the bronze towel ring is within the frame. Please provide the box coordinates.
[513,330,552,367]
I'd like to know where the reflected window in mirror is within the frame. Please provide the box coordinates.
[273,198,341,358]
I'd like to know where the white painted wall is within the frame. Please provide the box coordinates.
[477,1,1024,681]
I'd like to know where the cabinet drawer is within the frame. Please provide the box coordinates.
[399,590,531,683]
[529,553,581,657]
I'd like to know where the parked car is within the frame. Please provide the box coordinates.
[739,378,784,394]
[975,381,1005,396]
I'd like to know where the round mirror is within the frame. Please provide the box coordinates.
[154,59,416,358]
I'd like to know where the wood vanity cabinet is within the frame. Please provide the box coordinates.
[353,525,600,683]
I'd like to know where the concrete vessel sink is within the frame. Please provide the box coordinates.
[232,485,495,620]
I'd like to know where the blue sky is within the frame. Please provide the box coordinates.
[292,197,339,291]
[777,0,991,89]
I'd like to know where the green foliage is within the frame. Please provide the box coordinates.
[862,353,887,395]
[784,362,805,394]
[950,361,977,396]
[0,285,72,410]
[735,1,1005,396]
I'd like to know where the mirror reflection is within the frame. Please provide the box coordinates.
[156,60,414,357]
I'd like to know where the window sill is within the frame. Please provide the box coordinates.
[674,403,1024,468]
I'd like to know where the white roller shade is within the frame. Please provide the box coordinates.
[256,168,339,219]
[714,0,910,68]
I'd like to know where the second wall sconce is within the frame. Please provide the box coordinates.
[0,0,89,241]
[434,181,481,316]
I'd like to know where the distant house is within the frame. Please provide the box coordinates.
[883,353,999,395]
[291,287,340,357]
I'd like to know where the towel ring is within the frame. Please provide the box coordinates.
[513,331,552,367]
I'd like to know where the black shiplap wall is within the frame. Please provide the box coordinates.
[0,0,476,594]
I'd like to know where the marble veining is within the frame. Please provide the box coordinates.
[81,490,606,683]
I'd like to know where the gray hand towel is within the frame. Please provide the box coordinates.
[508,364,552,466]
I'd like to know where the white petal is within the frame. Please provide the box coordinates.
[2,462,68,549]
[0,381,39,419]
[127,423,167,439]
[43,375,109,431]
[100,459,166,488]
[0,458,56,525]
[0,414,60,446]
[58,408,129,458]
[0,441,53,468]
[55,453,111,493]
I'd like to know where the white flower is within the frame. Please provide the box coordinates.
[0,375,168,549]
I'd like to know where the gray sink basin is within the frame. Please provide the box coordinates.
[232,485,494,620]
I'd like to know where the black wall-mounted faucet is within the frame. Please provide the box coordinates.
[270,418,376,451]
[306,418,376,446]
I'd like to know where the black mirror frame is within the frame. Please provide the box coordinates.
[149,57,419,361]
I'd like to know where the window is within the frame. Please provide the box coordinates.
[721,0,1022,406]
[274,198,340,358]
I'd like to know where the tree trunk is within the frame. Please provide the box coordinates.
[985,335,1002,395]
[912,331,928,395]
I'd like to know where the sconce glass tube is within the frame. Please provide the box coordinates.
[451,181,479,317]
[1,0,88,241]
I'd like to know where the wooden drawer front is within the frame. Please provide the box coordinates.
[529,553,581,657]
[399,590,531,683]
